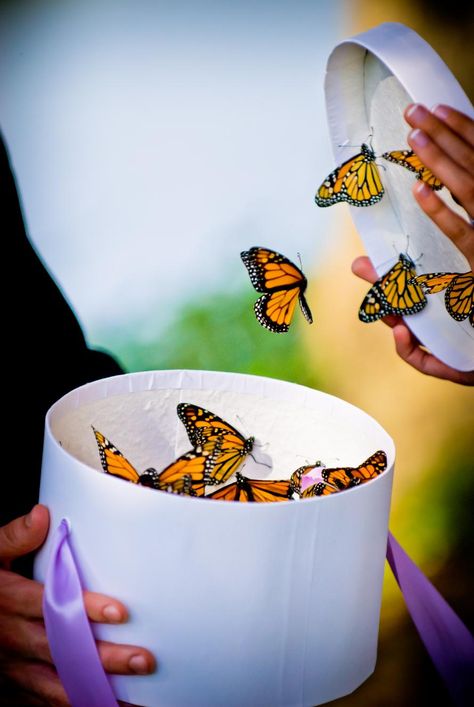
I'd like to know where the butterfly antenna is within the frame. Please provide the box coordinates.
[297,251,303,271]
[249,453,272,469]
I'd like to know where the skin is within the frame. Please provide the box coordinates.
[352,104,474,386]
[0,504,156,706]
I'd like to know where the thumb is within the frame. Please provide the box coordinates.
[0,504,50,562]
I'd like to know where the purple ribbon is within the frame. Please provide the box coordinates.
[43,519,119,707]
[387,532,474,705]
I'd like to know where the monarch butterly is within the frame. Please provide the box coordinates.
[381,150,443,190]
[315,143,384,207]
[205,471,298,502]
[322,450,388,488]
[301,450,387,497]
[358,253,427,322]
[92,427,216,496]
[177,403,255,485]
[413,271,474,326]
[240,247,313,333]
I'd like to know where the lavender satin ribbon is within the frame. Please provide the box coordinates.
[43,519,119,707]
[387,532,474,705]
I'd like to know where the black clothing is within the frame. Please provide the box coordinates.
[1,132,123,530]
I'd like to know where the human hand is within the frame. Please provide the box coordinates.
[404,103,474,270]
[0,505,156,706]
[351,256,474,386]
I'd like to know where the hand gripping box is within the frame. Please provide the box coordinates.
[34,369,394,707]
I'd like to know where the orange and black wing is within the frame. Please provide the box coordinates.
[445,272,474,324]
[155,443,218,496]
[301,481,339,497]
[351,450,388,482]
[382,150,443,190]
[92,427,140,483]
[241,247,312,333]
[177,403,254,484]
[206,473,295,502]
[359,253,427,322]
[415,271,474,325]
[322,466,358,490]
[315,143,384,207]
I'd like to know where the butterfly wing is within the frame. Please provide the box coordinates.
[155,440,218,496]
[177,403,243,446]
[359,253,427,322]
[445,272,474,323]
[414,272,457,294]
[241,247,313,332]
[301,481,338,497]
[92,427,140,483]
[315,144,384,207]
[351,450,388,482]
[206,473,294,502]
[322,466,356,489]
[382,150,443,190]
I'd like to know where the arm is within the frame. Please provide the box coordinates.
[0,505,156,706]
[352,104,474,386]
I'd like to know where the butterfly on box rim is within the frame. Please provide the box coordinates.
[381,150,443,190]
[301,450,387,497]
[413,271,474,326]
[315,143,384,208]
[205,471,298,502]
[240,247,313,333]
[177,403,255,485]
[359,253,427,322]
[92,426,217,496]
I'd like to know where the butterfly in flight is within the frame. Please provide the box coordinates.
[177,403,256,485]
[240,247,313,333]
[206,471,299,503]
[381,149,443,190]
[315,143,384,207]
[301,450,387,497]
[413,271,474,326]
[92,427,217,496]
[358,253,427,322]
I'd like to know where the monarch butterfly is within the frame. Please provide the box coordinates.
[322,450,388,488]
[358,253,427,322]
[413,271,474,325]
[315,143,384,207]
[92,427,216,496]
[240,247,313,333]
[205,471,298,502]
[177,403,255,485]
[301,450,387,497]
[381,150,443,190]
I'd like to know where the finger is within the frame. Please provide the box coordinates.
[0,505,49,564]
[413,182,474,269]
[393,324,474,385]
[351,256,378,283]
[405,103,474,177]
[2,660,68,707]
[83,591,129,624]
[96,640,156,675]
[432,105,474,150]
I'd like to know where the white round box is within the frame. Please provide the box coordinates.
[34,369,394,707]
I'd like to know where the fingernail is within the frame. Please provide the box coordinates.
[432,104,450,120]
[102,604,122,623]
[25,506,36,528]
[129,655,150,675]
[415,181,430,196]
[409,128,430,148]
[406,103,428,121]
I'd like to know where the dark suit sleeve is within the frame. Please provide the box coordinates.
[1,132,124,529]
